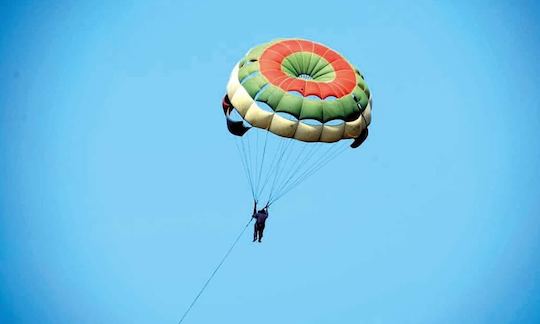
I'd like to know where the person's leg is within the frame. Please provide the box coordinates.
[253,223,257,242]
[258,224,265,242]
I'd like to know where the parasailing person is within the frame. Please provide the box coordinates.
[252,201,269,242]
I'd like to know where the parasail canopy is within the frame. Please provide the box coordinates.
[222,38,372,205]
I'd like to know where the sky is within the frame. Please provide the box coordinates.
[1,0,540,323]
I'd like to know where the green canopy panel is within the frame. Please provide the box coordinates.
[224,38,372,144]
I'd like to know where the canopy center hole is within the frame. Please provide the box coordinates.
[297,73,314,80]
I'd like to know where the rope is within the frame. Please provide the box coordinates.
[254,129,270,198]
[235,137,256,200]
[271,142,322,200]
[256,136,286,200]
[267,138,294,202]
[269,143,349,206]
[178,217,253,324]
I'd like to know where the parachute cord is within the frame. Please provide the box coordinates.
[245,132,256,198]
[236,137,256,200]
[273,144,344,204]
[269,143,349,206]
[268,139,319,203]
[273,141,309,194]
[271,142,322,199]
[235,140,253,200]
[257,137,288,202]
[254,129,269,198]
[262,137,287,189]
[253,128,260,194]
[178,217,253,324]
[267,138,295,202]
[270,145,347,206]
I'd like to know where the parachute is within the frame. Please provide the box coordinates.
[222,38,372,206]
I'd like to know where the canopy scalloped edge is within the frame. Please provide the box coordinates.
[226,63,372,143]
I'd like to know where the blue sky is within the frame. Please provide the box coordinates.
[1,1,540,323]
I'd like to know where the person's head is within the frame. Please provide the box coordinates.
[258,208,267,214]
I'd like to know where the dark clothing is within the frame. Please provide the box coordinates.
[253,212,268,225]
[252,211,268,242]
[254,223,265,242]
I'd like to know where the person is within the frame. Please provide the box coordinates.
[252,201,269,243]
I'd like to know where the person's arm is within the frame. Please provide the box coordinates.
[252,200,257,216]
